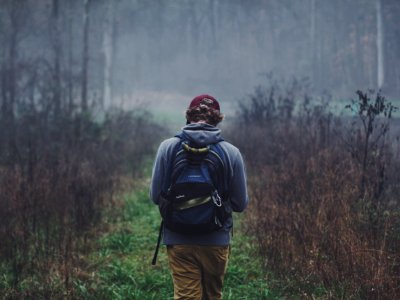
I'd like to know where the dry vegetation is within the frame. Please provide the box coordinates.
[0,1,167,297]
[0,109,166,298]
[227,77,400,299]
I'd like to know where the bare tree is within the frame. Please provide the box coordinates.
[81,0,90,113]
[377,0,384,88]
[52,0,62,116]
[101,0,115,109]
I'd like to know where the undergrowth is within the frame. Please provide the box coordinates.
[228,82,400,299]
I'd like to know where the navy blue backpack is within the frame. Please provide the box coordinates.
[152,134,231,264]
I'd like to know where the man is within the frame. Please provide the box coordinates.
[150,94,249,300]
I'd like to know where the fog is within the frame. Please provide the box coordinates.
[1,0,399,116]
[1,2,400,297]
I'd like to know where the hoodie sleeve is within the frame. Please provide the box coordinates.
[150,137,179,204]
[229,150,249,212]
[150,140,168,205]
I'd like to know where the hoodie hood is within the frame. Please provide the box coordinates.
[180,123,223,146]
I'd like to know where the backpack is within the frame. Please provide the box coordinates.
[152,134,231,264]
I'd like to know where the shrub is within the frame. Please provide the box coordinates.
[228,80,400,299]
[0,109,166,298]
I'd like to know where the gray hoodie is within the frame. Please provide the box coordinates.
[150,123,249,245]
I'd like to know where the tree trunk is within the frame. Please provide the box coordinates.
[309,0,316,81]
[67,0,74,115]
[189,3,200,61]
[209,0,217,49]
[52,0,61,116]
[377,0,384,89]
[7,0,20,164]
[81,0,90,113]
[268,5,278,65]
[102,0,114,109]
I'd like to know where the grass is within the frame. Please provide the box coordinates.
[75,181,279,299]
[0,179,343,299]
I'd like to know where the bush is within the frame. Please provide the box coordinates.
[228,79,400,299]
[0,108,166,298]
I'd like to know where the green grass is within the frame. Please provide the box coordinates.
[75,184,279,299]
[222,214,281,300]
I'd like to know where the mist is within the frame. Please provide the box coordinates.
[1,1,400,298]
[1,0,399,118]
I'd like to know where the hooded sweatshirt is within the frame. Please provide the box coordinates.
[150,123,249,245]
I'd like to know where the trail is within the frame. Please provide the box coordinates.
[76,181,276,299]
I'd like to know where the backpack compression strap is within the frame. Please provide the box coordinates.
[182,142,209,154]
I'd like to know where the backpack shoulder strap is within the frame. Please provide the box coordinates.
[208,142,230,199]
[161,135,183,195]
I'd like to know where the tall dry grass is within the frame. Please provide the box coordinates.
[228,80,400,299]
[0,110,166,298]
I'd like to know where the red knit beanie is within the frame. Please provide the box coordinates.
[188,94,220,112]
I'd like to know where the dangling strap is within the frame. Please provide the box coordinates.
[152,221,164,265]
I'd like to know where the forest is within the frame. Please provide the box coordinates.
[0,0,399,299]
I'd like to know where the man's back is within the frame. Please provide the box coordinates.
[150,95,248,299]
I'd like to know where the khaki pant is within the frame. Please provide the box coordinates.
[167,245,230,300]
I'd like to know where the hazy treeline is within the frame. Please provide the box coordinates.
[0,0,166,298]
[2,0,399,106]
[227,78,399,298]
[107,0,400,98]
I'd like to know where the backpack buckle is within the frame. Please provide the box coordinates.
[212,191,222,207]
